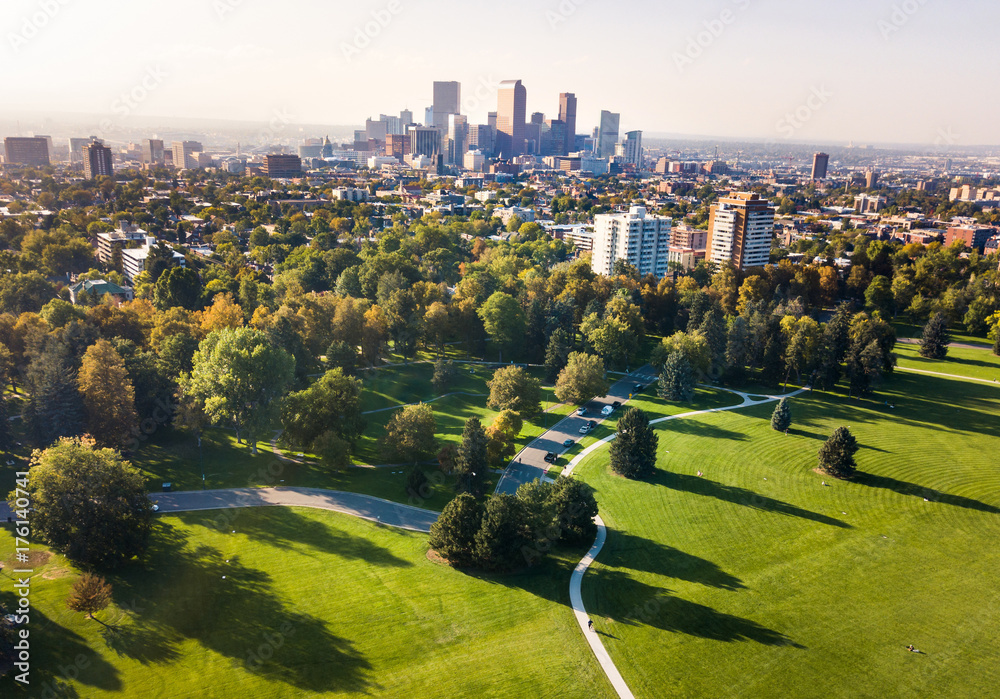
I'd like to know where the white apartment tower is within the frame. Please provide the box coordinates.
[592,206,672,278]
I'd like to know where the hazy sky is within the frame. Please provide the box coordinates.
[3,0,998,145]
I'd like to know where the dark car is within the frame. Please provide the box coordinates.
[612,401,622,409]
[562,439,574,448]
[588,420,597,429]
[544,452,558,463]
[633,383,643,392]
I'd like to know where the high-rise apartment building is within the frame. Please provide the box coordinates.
[866,170,879,188]
[623,131,643,166]
[3,137,50,166]
[706,192,776,270]
[83,141,114,178]
[432,81,462,131]
[811,152,829,180]
[496,80,527,158]
[172,141,203,170]
[143,139,165,165]
[597,111,621,158]
[558,93,577,156]
[592,206,673,278]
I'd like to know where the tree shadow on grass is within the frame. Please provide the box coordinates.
[589,570,805,648]
[0,592,122,695]
[603,532,745,591]
[663,418,749,442]
[651,470,852,529]
[175,508,413,568]
[110,521,377,694]
[854,472,1000,515]
[100,618,183,666]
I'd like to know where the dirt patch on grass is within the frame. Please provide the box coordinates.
[3,550,51,569]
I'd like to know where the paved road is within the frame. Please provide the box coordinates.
[495,366,658,496]
[151,487,438,532]
[898,337,993,351]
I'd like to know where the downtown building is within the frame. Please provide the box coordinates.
[83,141,114,178]
[3,137,50,166]
[706,192,776,270]
[496,80,527,158]
[592,206,672,278]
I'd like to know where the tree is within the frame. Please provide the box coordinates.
[554,352,609,405]
[455,417,490,496]
[864,275,893,318]
[771,398,791,432]
[486,409,523,470]
[544,327,573,383]
[200,293,245,333]
[280,368,365,464]
[78,340,139,451]
[428,494,483,567]
[486,365,542,419]
[22,338,84,448]
[182,327,295,454]
[818,427,860,479]
[11,437,152,568]
[66,573,114,627]
[658,351,695,403]
[549,476,598,545]
[919,312,951,360]
[153,266,202,311]
[478,292,525,362]
[610,407,658,479]
[431,359,457,394]
[380,404,437,465]
[473,494,534,572]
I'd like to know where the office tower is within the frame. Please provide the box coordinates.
[541,119,567,157]
[264,154,302,178]
[380,115,403,136]
[591,206,673,278]
[432,81,462,130]
[623,131,643,166]
[386,134,409,160]
[400,109,414,127]
[496,80,527,158]
[409,126,440,157]
[366,118,388,142]
[866,170,879,188]
[597,111,621,158]
[468,125,495,157]
[83,141,114,178]
[424,107,435,126]
[172,141,203,170]
[706,192,776,270]
[487,112,498,129]
[3,137,50,166]
[143,139,165,165]
[558,93,577,156]
[811,152,829,180]
[446,114,468,165]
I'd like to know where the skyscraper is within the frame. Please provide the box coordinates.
[432,81,461,130]
[496,80,527,158]
[706,192,776,270]
[597,111,621,158]
[409,126,441,157]
[811,152,829,180]
[446,114,468,165]
[400,109,414,127]
[83,141,114,178]
[143,139,165,165]
[623,131,643,166]
[172,141,203,170]
[558,93,577,156]
[3,137,50,166]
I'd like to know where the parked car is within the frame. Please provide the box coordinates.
[579,424,590,434]
[633,383,643,392]
[601,405,614,416]
[562,439,574,448]
[544,452,558,463]
[576,407,587,416]
[612,401,622,409]
[588,420,597,429]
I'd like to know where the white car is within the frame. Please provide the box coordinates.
[576,407,587,416]
[601,405,614,416]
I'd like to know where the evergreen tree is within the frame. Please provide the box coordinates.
[473,494,534,572]
[544,327,573,383]
[724,316,750,383]
[524,298,548,364]
[428,494,483,567]
[455,417,490,496]
[919,312,951,360]
[818,426,860,479]
[771,398,791,431]
[760,321,785,386]
[658,351,695,402]
[699,307,727,378]
[610,407,658,479]
[0,394,13,453]
[548,476,598,544]
[431,359,457,395]
[22,339,84,448]
[848,339,885,397]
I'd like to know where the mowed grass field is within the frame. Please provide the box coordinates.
[573,370,1000,698]
[895,343,1000,382]
[0,508,613,698]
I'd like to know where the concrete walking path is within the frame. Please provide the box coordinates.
[151,487,438,533]
[896,366,1000,385]
[897,337,993,351]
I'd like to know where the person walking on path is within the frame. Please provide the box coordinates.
[588,619,594,632]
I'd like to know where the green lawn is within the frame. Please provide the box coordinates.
[892,321,991,347]
[0,508,613,698]
[573,371,1000,698]
[896,343,1000,382]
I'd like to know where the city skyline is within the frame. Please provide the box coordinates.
[2,0,999,146]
